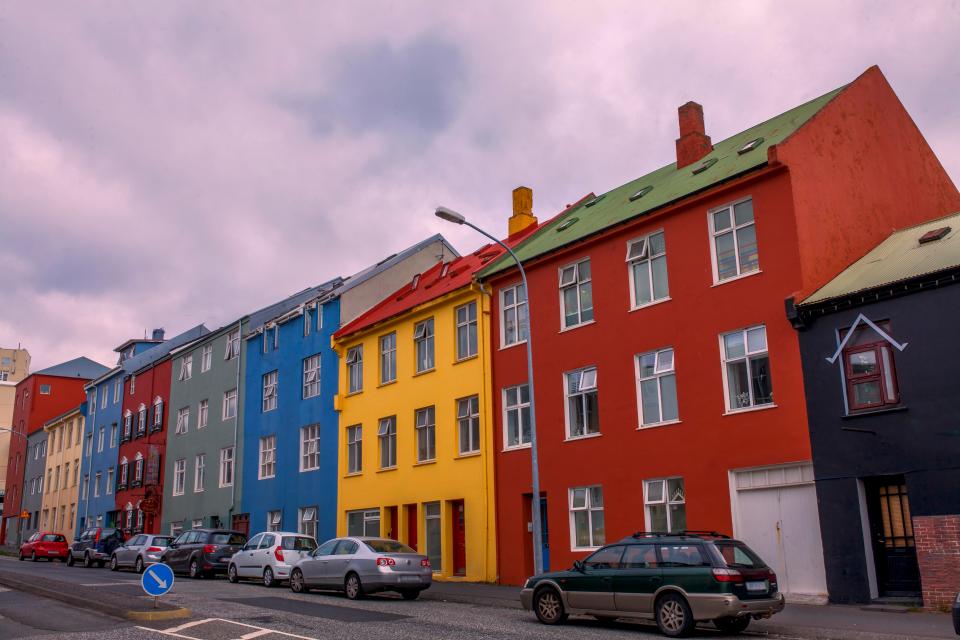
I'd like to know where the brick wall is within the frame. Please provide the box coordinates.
[914,514,960,610]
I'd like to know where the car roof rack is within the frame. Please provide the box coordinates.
[627,530,731,540]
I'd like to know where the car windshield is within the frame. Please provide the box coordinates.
[364,539,416,554]
[282,536,318,552]
[713,541,766,569]
[101,528,118,537]
[42,534,65,542]
[151,537,172,547]
[211,533,246,545]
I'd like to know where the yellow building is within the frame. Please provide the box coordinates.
[0,348,30,502]
[41,405,83,538]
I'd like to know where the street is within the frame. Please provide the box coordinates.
[0,555,956,640]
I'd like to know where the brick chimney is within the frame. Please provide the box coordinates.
[508,186,538,236]
[675,101,713,169]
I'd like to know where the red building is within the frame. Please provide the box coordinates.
[1,357,109,544]
[477,66,960,596]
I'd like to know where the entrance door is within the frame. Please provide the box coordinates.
[405,504,418,551]
[452,500,466,576]
[231,513,250,536]
[539,497,550,572]
[386,506,398,540]
[866,477,921,596]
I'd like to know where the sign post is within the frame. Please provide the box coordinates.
[141,562,175,609]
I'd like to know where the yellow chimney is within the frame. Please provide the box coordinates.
[508,186,538,236]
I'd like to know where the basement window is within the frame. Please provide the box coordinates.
[629,186,654,201]
[691,158,718,175]
[556,217,580,232]
[918,227,951,244]
[737,137,764,155]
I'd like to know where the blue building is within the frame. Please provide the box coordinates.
[77,331,165,533]
[240,235,457,540]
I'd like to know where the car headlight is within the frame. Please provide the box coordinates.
[523,578,534,589]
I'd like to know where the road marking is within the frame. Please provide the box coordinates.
[138,617,320,640]
[78,582,131,586]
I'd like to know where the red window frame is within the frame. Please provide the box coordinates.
[843,341,900,411]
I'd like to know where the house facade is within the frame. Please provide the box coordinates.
[1,357,109,544]
[0,347,30,515]
[21,430,47,541]
[40,405,84,539]
[792,213,960,610]
[240,234,459,542]
[476,65,960,595]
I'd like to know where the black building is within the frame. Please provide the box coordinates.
[790,214,960,609]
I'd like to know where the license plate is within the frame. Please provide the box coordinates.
[398,576,420,583]
[746,580,767,592]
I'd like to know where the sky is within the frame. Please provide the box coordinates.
[1,1,959,370]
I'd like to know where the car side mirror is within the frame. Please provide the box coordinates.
[573,560,585,573]
[169,542,179,549]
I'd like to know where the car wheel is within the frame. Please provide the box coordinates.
[189,558,202,579]
[290,569,309,593]
[66,553,75,567]
[135,557,144,574]
[656,592,694,638]
[228,564,239,583]
[533,586,567,625]
[30,551,38,562]
[714,616,751,634]
[263,567,277,588]
[110,555,119,571]
[400,589,420,601]
[83,553,94,568]
[344,573,364,600]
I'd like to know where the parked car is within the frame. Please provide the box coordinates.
[227,531,317,587]
[66,527,125,568]
[520,531,785,637]
[109,533,173,573]
[160,528,247,578]
[19,532,69,562]
[289,537,432,600]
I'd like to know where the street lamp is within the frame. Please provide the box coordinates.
[435,206,545,576]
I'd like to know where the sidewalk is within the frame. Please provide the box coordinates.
[423,581,957,639]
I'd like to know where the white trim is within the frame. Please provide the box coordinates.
[722,403,778,417]
[558,257,594,330]
[499,281,529,349]
[825,313,908,364]
[707,195,760,284]
[709,269,763,288]
[856,479,879,599]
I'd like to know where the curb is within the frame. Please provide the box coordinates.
[0,571,191,621]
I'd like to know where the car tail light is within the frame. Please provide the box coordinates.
[275,546,285,562]
[420,558,430,568]
[94,530,101,544]
[712,568,743,583]
[767,569,778,585]
[376,557,396,567]
[147,546,162,553]
[203,544,217,554]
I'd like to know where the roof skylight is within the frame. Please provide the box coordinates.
[584,195,606,208]
[737,137,764,155]
[556,217,580,232]
[919,226,951,244]
[691,157,718,175]
[629,186,653,201]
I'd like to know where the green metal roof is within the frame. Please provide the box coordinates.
[477,85,846,279]
[801,212,960,305]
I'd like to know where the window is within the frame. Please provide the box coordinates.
[198,399,209,428]
[559,258,594,328]
[570,486,605,549]
[267,510,282,532]
[710,198,759,282]
[137,404,147,436]
[40,384,51,395]
[721,325,773,410]
[170,522,183,537]
[565,367,599,438]
[175,407,190,434]
[299,507,318,539]
[153,399,164,431]
[501,283,529,347]
[101,385,108,408]
[300,424,320,471]
[219,447,234,487]
[192,518,204,529]
[118,458,128,490]
[81,474,89,499]
[415,406,436,462]
[133,453,144,486]
[122,412,132,441]
[346,425,362,474]
[379,333,396,384]
[414,318,435,373]
[225,329,240,360]
[130,374,136,394]
[627,231,669,307]
[302,355,321,399]
[347,509,380,537]
[645,478,686,533]
[346,346,363,394]
[584,545,626,569]
[194,454,205,492]
[201,344,213,372]
[90,392,97,413]
[105,468,113,495]
[97,427,105,452]
[636,348,678,426]
[173,459,186,496]
[114,378,121,402]
[179,356,193,381]
[503,384,531,449]
[259,435,276,479]
[378,416,397,469]
[262,371,278,412]
[110,423,118,448]
[424,502,441,571]
[223,388,238,420]
[658,543,709,567]
[455,302,478,360]
[457,396,480,455]
[304,305,312,337]
[841,320,900,411]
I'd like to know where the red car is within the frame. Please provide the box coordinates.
[19,532,69,562]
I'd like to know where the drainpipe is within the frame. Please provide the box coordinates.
[81,395,92,537]
[230,319,242,527]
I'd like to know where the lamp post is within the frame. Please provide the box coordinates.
[435,206,544,576]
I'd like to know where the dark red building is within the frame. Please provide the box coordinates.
[1,357,109,544]
[477,66,960,598]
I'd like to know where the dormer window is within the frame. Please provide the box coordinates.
[840,320,900,412]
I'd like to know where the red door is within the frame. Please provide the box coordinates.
[406,504,418,551]
[452,500,466,576]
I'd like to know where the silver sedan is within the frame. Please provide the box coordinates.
[109,534,173,573]
[290,537,432,600]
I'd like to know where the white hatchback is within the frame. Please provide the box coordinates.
[227,531,318,587]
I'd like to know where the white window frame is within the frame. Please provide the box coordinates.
[298,506,318,539]
[114,379,121,403]
[346,425,362,474]
[225,330,241,360]
[198,399,208,429]
[179,355,193,381]
[455,301,478,360]
[194,454,205,493]
[720,325,773,412]
[105,467,113,495]
[457,395,480,455]
[267,510,282,532]
[502,384,531,450]
[569,485,605,550]
[635,347,679,427]
[302,354,321,399]
[97,426,105,452]
[223,388,238,420]
[500,283,529,348]
[300,424,320,472]
[173,459,186,496]
[558,258,594,329]
[644,477,686,533]
[201,344,213,372]
[413,318,435,373]
[415,406,436,463]
[259,435,276,479]
[708,196,759,284]
[564,366,599,439]
[379,333,397,385]
[262,370,278,412]
[346,346,363,394]
[219,446,235,488]
[153,398,163,430]
[101,385,108,408]
[130,374,136,394]
[175,407,190,435]
[378,416,397,469]
[626,230,670,309]
[110,423,118,448]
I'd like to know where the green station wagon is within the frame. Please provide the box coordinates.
[520,532,785,637]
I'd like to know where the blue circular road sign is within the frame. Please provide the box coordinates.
[141,562,175,597]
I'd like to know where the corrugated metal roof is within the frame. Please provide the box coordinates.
[801,212,960,305]
[124,324,210,374]
[477,84,846,279]
[34,356,110,380]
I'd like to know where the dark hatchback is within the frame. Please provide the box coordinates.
[67,527,125,568]
[160,529,247,578]
[521,532,785,637]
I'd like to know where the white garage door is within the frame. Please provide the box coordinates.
[731,463,828,603]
